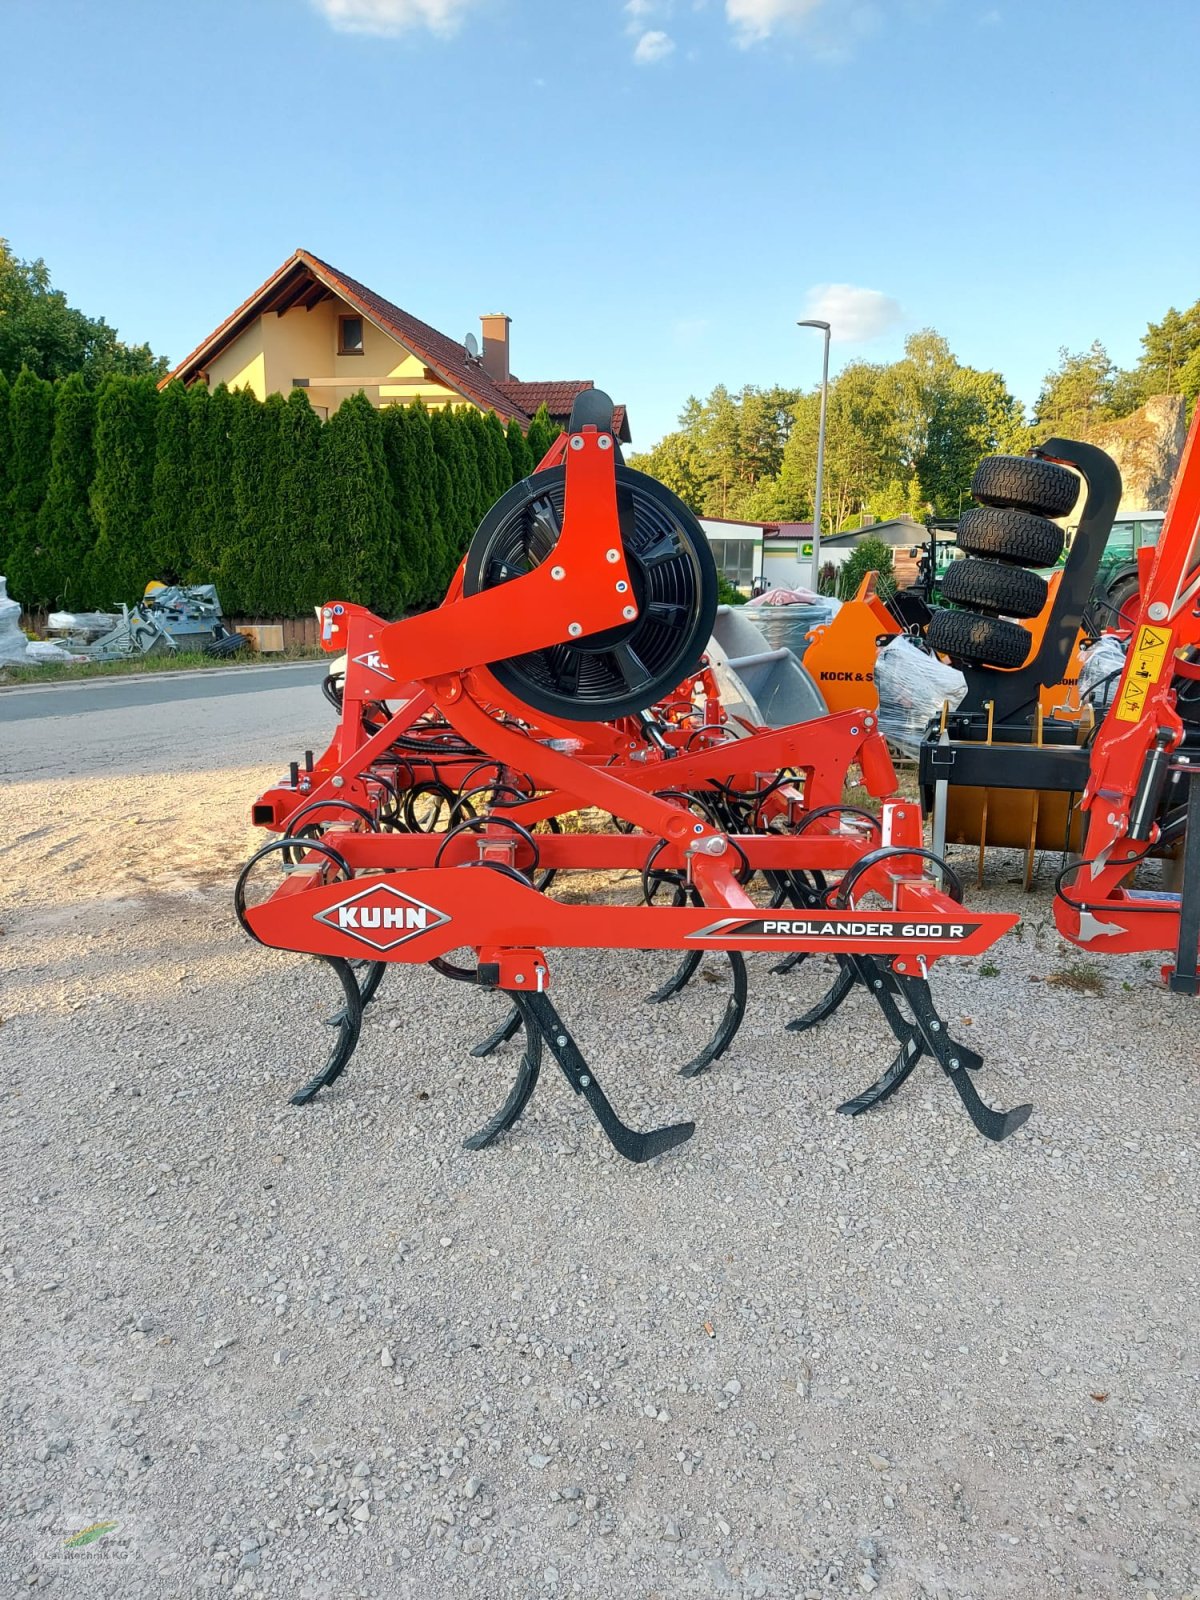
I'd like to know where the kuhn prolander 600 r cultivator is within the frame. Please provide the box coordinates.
[236,393,1029,1158]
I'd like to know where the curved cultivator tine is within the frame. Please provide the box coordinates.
[289,957,365,1106]
[645,950,702,1004]
[463,1020,543,1149]
[470,1003,523,1058]
[678,952,748,1078]
[786,959,856,1033]
[645,947,748,1077]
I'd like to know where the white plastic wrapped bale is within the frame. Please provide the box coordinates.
[874,635,966,753]
[0,577,30,665]
[744,589,841,659]
[25,639,87,664]
[1079,633,1128,712]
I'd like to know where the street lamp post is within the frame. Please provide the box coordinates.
[797,318,831,593]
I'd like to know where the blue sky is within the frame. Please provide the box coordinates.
[3,0,1198,446]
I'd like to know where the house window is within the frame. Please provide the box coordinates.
[715,538,757,589]
[338,315,364,355]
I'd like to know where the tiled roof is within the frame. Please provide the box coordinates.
[302,251,525,421]
[497,380,629,441]
[162,250,630,438]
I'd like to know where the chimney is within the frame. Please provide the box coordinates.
[479,313,511,382]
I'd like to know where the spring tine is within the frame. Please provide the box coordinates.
[786,959,856,1032]
[678,953,748,1078]
[837,1035,922,1116]
[470,1003,523,1058]
[290,957,365,1106]
[770,950,809,976]
[463,1022,543,1149]
[645,950,702,1003]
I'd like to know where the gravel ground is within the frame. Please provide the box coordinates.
[1,681,1197,1600]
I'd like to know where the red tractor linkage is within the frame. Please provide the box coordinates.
[237,392,1029,1159]
[1055,403,1200,985]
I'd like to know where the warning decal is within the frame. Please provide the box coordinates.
[1114,624,1172,723]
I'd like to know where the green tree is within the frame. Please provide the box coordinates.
[219,385,270,614]
[482,410,514,504]
[429,405,474,573]
[408,402,451,604]
[188,382,236,585]
[313,392,390,611]
[88,374,159,607]
[506,416,534,482]
[5,368,56,606]
[0,238,166,383]
[838,536,896,600]
[454,406,487,531]
[1112,299,1200,415]
[0,370,14,571]
[382,402,450,614]
[628,427,710,510]
[148,380,192,579]
[524,402,558,468]
[1034,342,1116,438]
[36,372,97,608]
[271,388,324,615]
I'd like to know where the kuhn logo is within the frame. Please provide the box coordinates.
[314,883,450,951]
[352,649,393,681]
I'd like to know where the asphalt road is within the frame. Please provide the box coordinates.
[0,660,327,724]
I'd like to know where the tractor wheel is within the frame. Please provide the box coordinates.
[927,608,1031,670]
[972,455,1079,519]
[940,557,1048,619]
[956,505,1064,567]
[1108,574,1142,630]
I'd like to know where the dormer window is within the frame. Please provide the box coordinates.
[338,314,364,355]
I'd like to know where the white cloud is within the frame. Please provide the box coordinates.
[725,0,823,44]
[801,283,904,343]
[633,27,676,61]
[309,0,481,36]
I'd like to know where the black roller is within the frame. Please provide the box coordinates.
[462,462,718,722]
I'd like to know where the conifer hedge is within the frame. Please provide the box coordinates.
[0,376,560,616]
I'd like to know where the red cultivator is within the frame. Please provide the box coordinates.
[236,392,1029,1159]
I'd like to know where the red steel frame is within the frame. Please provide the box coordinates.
[244,429,1015,983]
[1054,404,1200,961]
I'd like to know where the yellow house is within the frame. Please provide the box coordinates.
[163,248,630,438]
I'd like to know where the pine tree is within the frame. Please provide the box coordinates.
[36,371,96,609]
[188,382,236,587]
[148,379,192,580]
[6,368,57,607]
[453,406,487,532]
[223,385,269,614]
[407,401,447,606]
[88,374,159,608]
[272,388,324,615]
[247,392,288,613]
[482,409,514,502]
[505,415,534,483]
[524,402,559,468]
[429,405,472,580]
[0,371,12,572]
[314,392,390,611]
[380,404,432,614]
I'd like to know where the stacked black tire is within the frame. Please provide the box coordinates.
[927,455,1080,669]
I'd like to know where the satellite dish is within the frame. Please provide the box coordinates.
[464,331,480,361]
